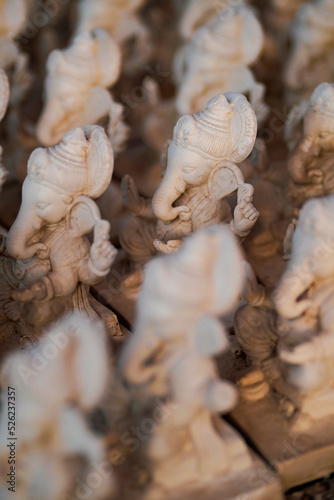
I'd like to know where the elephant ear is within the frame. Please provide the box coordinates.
[67,196,101,236]
[83,125,114,199]
[208,160,245,201]
[225,92,257,164]
[0,69,9,123]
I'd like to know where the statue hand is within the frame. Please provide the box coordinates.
[307,168,323,184]
[279,341,315,365]
[122,174,145,215]
[233,196,259,234]
[4,301,21,321]
[153,239,183,254]
[91,222,117,273]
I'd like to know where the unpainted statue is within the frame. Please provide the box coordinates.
[0,125,121,349]
[0,313,116,500]
[284,0,334,104]
[236,193,334,424]
[285,82,334,209]
[36,29,122,148]
[75,0,151,73]
[173,2,269,124]
[121,225,259,498]
[120,92,259,269]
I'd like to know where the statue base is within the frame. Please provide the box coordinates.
[230,387,334,490]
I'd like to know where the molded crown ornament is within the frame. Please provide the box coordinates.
[36,28,121,147]
[173,92,257,163]
[29,125,114,198]
[195,1,263,66]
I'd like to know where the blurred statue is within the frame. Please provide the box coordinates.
[284,0,334,104]
[173,2,269,124]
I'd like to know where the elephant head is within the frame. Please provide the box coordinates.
[287,83,334,186]
[36,29,121,147]
[275,195,334,319]
[6,125,114,260]
[121,224,245,384]
[152,92,257,222]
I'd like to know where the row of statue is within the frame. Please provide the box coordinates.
[0,0,334,499]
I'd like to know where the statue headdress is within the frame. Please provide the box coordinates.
[172,92,257,163]
[27,125,114,199]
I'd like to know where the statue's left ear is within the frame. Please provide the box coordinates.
[208,160,244,201]
[67,196,101,236]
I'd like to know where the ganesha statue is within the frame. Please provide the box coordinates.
[120,92,259,269]
[36,29,122,148]
[0,125,121,351]
[284,0,334,105]
[236,193,334,426]
[285,82,334,209]
[120,225,283,500]
[74,0,151,74]
[173,2,269,124]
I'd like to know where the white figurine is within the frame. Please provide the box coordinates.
[121,92,259,268]
[75,0,151,73]
[1,125,121,344]
[173,2,269,123]
[36,29,122,147]
[0,313,116,500]
[284,0,334,104]
[120,225,283,499]
[285,82,334,208]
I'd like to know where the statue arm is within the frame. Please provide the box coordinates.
[122,175,155,218]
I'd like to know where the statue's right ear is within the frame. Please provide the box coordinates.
[208,160,244,201]
[67,196,101,236]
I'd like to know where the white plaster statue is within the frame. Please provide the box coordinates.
[36,29,122,147]
[284,0,334,104]
[0,125,121,350]
[274,195,334,398]
[0,313,116,500]
[120,225,257,497]
[75,0,151,73]
[173,2,269,123]
[235,192,334,425]
[120,92,259,268]
[285,82,334,209]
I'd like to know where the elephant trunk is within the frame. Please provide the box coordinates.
[152,170,187,222]
[274,267,314,320]
[6,180,44,260]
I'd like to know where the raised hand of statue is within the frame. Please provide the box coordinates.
[90,220,117,274]
[153,239,183,254]
[233,196,259,235]
[121,174,151,218]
